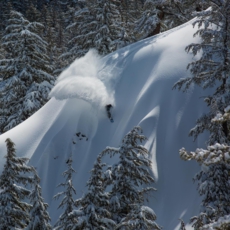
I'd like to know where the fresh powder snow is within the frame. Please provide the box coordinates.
[0,18,208,229]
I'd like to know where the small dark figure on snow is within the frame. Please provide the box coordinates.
[76,132,81,137]
[105,104,113,122]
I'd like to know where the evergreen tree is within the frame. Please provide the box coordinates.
[70,154,116,229]
[0,138,34,229]
[102,126,160,228]
[51,18,67,78]
[118,0,140,43]
[180,144,230,229]
[174,1,230,228]
[61,4,94,62]
[191,163,230,229]
[53,155,78,230]
[0,10,54,133]
[26,171,52,230]
[174,0,230,143]
[90,0,122,55]
[179,131,230,228]
[41,3,67,77]
[61,0,122,68]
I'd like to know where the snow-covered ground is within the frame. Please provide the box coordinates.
[0,18,208,229]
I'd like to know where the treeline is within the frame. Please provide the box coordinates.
[0,0,206,73]
[175,1,230,229]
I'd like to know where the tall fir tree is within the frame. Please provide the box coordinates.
[61,0,122,69]
[102,126,160,229]
[26,171,52,230]
[0,138,34,229]
[174,1,230,228]
[90,0,122,55]
[191,163,230,229]
[180,123,230,229]
[60,4,93,63]
[53,155,78,230]
[174,0,230,143]
[70,154,116,229]
[0,10,54,133]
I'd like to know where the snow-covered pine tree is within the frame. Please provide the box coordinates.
[182,106,230,226]
[41,3,67,78]
[180,132,230,229]
[70,153,116,229]
[89,0,121,55]
[174,0,230,143]
[0,10,54,133]
[101,126,160,228]
[26,171,52,230]
[53,155,78,230]
[51,17,67,78]
[63,0,122,62]
[174,1,230,228]
[191,163,230,229]
[0,138,34,229]
[180,144,230,229]
[116,0,142,46]
[119,0,143,23]
[56,3,88,73]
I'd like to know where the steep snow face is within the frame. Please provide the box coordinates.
[0,19,207,229]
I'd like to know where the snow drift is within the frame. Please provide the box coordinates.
[0,18,207,229]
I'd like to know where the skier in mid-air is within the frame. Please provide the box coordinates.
[105,104,113,122]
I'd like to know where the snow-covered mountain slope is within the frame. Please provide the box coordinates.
[0,19,208,229]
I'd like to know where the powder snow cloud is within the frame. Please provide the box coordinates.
[49,49,114,110]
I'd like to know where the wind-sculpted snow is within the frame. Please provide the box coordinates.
[50,49,115,111]
[0,19,207,229]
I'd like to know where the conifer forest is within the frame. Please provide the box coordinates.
[0,0,230,229]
